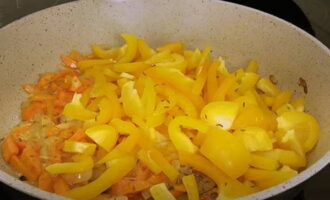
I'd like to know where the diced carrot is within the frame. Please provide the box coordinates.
[68,129,87,141]
[21,102,44,121]
[49,138,63,164]
[37,73,56,89]
[32,94,54,102]
[111,178,135,195]
[133,180,151,192]
[22,84,35,94]
[38,172,54,192]
[75,79,91,93]
[46,126,60,138]
[53,177,70,194]
[2,135,19,162]
[147,173,167,185]
[69,50,85,62]
[9,155,37,181]
[10,123,31,137]
[61,55,77,68]
[20,146,42,178]
[170,188,185,197]
[136,164,152,181]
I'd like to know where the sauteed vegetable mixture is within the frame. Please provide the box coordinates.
[1,34,320,200]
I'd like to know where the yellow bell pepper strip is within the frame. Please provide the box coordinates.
[291,97,305,112]
[46,155,93,174]
[217,56,229,76]
[212,74,236,101]
[234,90,258,108]
[103,67,120,80]
[273,149,306,168]
[244,167,297,189]
[138,39,156,60]
[77,59,116,71]
[95,97,112,124]
[234,127,273,152]
[250,154,279,170]
[141,77,156,117]
[146,50,171,64]
[272,91,292,111]
[277,111,320,152]
[156,53,187,72]
[232,105,277,131]
[218,179,258,199]
[63,156,135,200]
[112,62,150,73]
[97,133,139,164]
[63,141,97,156]
[206,59,220,102]
[168,116,209,153]
[200,127,250,179]
[91,45,119,59]
[200,101,240,130]
[185,48,201,70]
[118,33,138,63]
[149,183,176,200]
[279,129,305,157]
[85,125,118,151]
[192,59,208,96]
[256,78,280,96]
[149,148,179,182]
[121,81,145,119]
[110,118,140,136]
[246,59,258,73]
[138,149,162,174]
[196,46,211,73]
[182,175,199,200]
[145,66,204,110]
[179,151,228,186]
[157,42,185,53]
[62,93,97,121]
[237,72,260,95]
[168,88,197,118]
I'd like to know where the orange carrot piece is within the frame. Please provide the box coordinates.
[68,129,87,141]
[20,146,42,178]
[38,172,54,192]
[53,177,70,194]
[147,173,167,185]
[170,188,185,197]
[2,135,19,162]
[69,50,85,62]
[61,55,77,68]
[111,179,135,195]
[10,124,31,137]
[9,155,37,181]
[21,102,44,121]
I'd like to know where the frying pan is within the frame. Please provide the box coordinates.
[0,0,329,199]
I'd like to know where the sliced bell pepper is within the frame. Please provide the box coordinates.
[150,183,176,200]
[63,156,135,200]
[121,81,145,119]
[179,151,228,186]
[138,39,155,60]
[85,125,118,151]
[118,33,138,63]
[200,128,250,179]
[169,116,209,153]
[138,149,162,174]
[200,101,240,130]
[63,140,96,156]
[62,93,96,121]
[277,111,320,152]
[46,155,93,174]
[182,175,199,200]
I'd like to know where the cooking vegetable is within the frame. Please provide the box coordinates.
[2,33,320,200]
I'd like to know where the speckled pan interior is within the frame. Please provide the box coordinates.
[0,0,329,199]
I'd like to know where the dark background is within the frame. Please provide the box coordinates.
[0,0,329,200]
